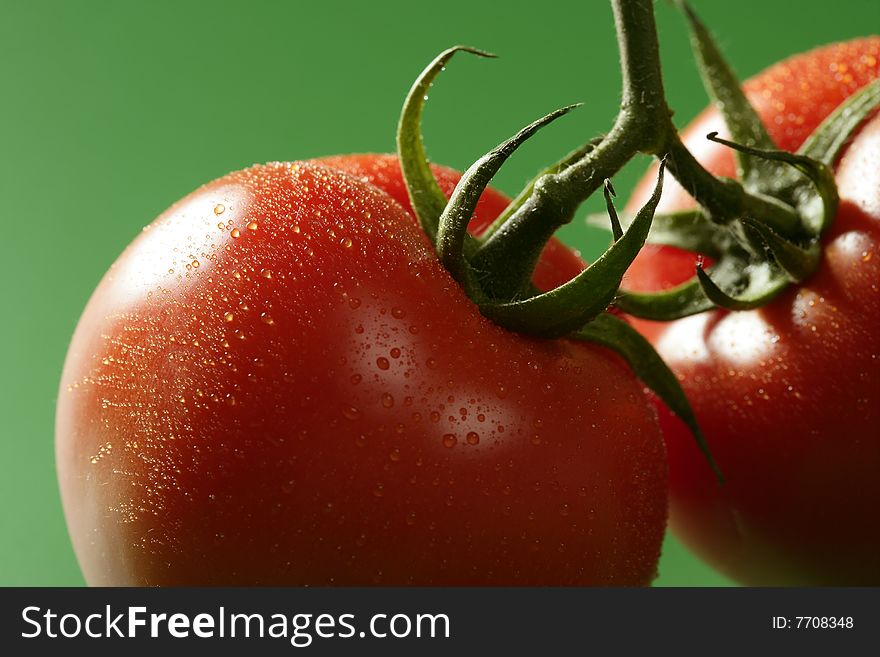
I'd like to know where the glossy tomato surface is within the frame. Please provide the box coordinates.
[57,161,667,586]
[625,38,880,585]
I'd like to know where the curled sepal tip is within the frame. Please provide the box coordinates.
[603,179,624,241]
[574,313,723,483]
[436,103,582,296]
[480,160,667,338]
[706,132,838,238]
[397,46,497,246]
[695,258,788,311]
[478,137,603,244]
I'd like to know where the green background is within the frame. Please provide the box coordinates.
[1,0,875,586]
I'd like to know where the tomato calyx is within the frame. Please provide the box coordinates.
[615,1,880,318]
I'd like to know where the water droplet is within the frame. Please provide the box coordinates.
[372,483,385,498]
[355,435,367,447]
[224,312,234,322]
[442,434,457,448]
[231,228,241,238]
[349,298,361,309]
[342,406,361,420]
[247,221,259,231]
[381,393,394,408]
[261,313,274,325]
[389,448,401,462]
[214,203,225,215]
[477,414,486,423]
[426,357,437,369]
[260,268,273,279]
[350,374,362,385]
[405,512,416,526]
[466,431,480,445]
[391,307,406,319]
[191,260,200,268]
[389,347,401,359]
[530,435,542,446]
[340,236,353,248]
[292,224,301,234]
[376,357,390,370]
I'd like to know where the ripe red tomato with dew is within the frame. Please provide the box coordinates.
[625,37,880,585]
[56,159,667,586]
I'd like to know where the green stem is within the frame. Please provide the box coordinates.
[472,0,671,299]
[468,0,810,300]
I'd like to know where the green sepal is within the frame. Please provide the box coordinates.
[396,46,496,246]
[436,104,581,296]
[573,313,723,483]
[800,78,880,166]
[678,0,777,185]
[695,258,788,311]
[615,276,714,320]
[478,137,602,243]
[603,179,624,241]
[479,161,666,337]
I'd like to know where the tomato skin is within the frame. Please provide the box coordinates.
[625,38,880,585]
[56,161,666,586]
[319,153,586,291]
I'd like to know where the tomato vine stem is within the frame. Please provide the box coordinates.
[472,0,670,299]
[471,0,812,300]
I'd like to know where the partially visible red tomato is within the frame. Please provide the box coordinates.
[56,160,667,586]
[625,38,880,585]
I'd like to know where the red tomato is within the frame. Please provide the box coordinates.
[56,161,667,585]
[625,38,880,585]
